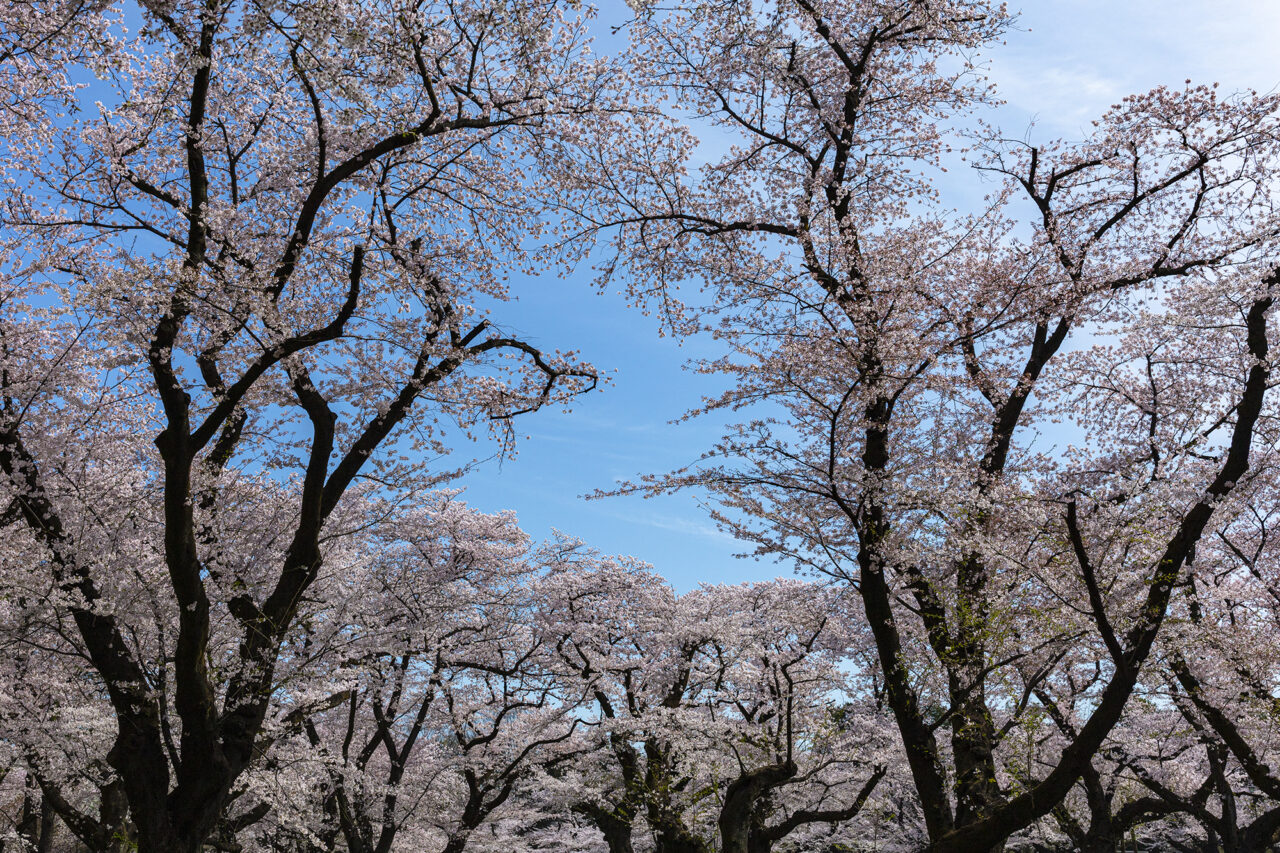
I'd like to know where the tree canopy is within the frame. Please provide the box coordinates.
[0,1,1278,852]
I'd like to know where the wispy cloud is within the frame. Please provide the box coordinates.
[987,1,1280,139]
[595,502,738,542]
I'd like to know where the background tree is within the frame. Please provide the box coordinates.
[535,542,716,853]
[295,498,587,853]
[686,582,887,853]
[536,547,895,853]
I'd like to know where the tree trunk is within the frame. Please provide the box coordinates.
[578,801,636,853]
[602,819,637,853]
[14,780,56,853]
[644,740,712,853]
[718,763,796,853]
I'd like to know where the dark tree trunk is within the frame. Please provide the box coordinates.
[578,801,637,853]
[13,778,56,853]
[718,762,796,853]
[601,817,637,853]
[643,740,712,853]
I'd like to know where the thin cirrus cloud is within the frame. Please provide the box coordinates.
[991,1,1279,138]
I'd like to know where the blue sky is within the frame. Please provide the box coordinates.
[452,1,1280,591]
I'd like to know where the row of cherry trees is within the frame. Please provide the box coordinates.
[6,492,1280,853]
[0,490,895,853]
[1,0,1279,850]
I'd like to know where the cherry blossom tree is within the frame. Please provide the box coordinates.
[554,0,1280,850]
[0,0,607,849]
[535,542,713,853]
[269,497,589,853]
[1027,664,1204,852]
[535,544,898,853]
[1131,485,1280,853]
[693,582,889,853]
